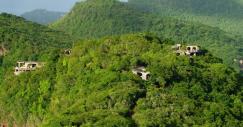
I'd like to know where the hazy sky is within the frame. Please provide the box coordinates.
[0,0,128,15]
[0,0,81,15]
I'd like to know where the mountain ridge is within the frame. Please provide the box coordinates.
[51,0,243,70]
[21,9,65,25]
[128,0,243,35]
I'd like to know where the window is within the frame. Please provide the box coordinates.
[137,72,143,76]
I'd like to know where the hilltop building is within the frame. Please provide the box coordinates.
[185,46,200,56]
[132,66,150,80]
[64,49,72,55]
[172,44,201,56]
[14,61,44,75]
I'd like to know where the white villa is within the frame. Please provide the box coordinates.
[172,44,201,56]
[132,66,150,81]
[14,61,44,75]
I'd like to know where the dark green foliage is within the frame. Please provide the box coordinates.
[146,17,243,69]
[51,0,145,39]
[21,9,65,25]
[0,13,73,67]
[128,0,243,35]
[129,0,243,18]
[51,0,243,70]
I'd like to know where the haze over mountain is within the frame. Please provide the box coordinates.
[0,0,78,15]
[21,9,65,25]
[0,0,127,15]
[51,0,145,39]
[128,0,243,35]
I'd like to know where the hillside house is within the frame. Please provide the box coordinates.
[14,61,44,75]
[172,44,201,56]
[171,44,182,50]
[132,66,150,80]
[64,49,72,55]
[185,46,200,56]
[172,44,185,56]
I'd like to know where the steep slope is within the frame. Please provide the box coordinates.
[21,9,65,25]
[129,0,243,18]
[1,34,242,126]
[0,13,74,125]
[128,0,243,35]
[147,18,243,70]
[51,0,146,39]
[0,13,73,81]
[51,0,243,70]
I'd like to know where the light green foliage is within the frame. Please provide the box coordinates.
[2,34,237,126]
[0,1,242,126]
[0,13,73,126]
[128,0,243,35]
[51,0,145,39]
[51,0,243,70]
[0,13,73,77]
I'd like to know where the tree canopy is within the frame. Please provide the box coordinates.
[51,0,243,71]
[0,34,242,126]
[0,0,242,126]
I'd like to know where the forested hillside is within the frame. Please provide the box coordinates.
[51,0,145,39]
[0,13,73,82]
[21,9,65,25]
[51,0,243,70]
[148,18,243,70]
[128,0,243,35]
[0,0,242,126]
[0,34,242,126]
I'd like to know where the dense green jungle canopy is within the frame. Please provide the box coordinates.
[0,0,243,126]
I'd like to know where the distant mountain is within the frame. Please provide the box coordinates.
[128,0,243,35]
[21,9,65,25]
[51,0,243,69]
[51,0,146,39]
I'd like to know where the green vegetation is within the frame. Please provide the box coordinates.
[51,0,243,70]
[0,34,242,126]
[0,13,73,126]
[0,13,73,84]
[128,0,243,35]
[21,9,65,25]
[51,0,145,39]
[0,0,243,126]
[147,18,243,70]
